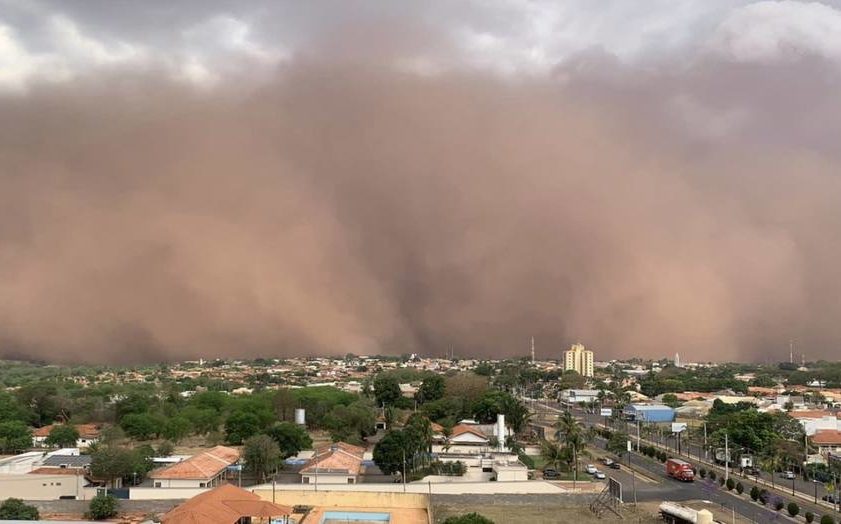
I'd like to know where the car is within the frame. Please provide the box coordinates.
[783,471,796,480]
[543,468,560,480]
[585,464,597,475]
[823,494,837,503]
[601,457,614,465]
[594,470,606,479]
[744,467,760,476]
[609,462,621,470]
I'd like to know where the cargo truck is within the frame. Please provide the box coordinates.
[665,458,695,482]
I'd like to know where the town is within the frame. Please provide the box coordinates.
[3,344,841,523]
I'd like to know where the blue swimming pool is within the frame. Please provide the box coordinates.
[320,511,391,523]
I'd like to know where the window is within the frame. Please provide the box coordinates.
[199,482,206,487]
[303,477,310,484]
[154,482,162,488]
[56,482,61,486]
[347,478,354,484]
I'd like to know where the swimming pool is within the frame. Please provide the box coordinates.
[320,511,391,523]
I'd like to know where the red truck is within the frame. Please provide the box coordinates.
[665,458,695,482]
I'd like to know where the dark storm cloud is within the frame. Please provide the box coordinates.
[2,1,841,363]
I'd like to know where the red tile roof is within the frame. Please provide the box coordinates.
[451,424,488,440]
[29,467,86,476]
[150,446,240,480]
[301,442,364,475]
[32,424,102,439]
[789,410,834,420]
[161,483,292,524]
[813,430,841,446]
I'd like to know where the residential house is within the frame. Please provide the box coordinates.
[161,483,292,524]
[150,446,240,488]
[300,442,365,485]
[449,424,489,446]
[812,430,841,457]
[32,424,102,449]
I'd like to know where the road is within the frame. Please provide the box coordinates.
[530,399,836,523]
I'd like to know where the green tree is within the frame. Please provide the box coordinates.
[323,401,376,444]
[443,513,494,524]
[0,498,39,520]
[120,413,159,441]
[473,363,495,376]
[416,375,445,404]
[156,441,175,457]
[820,515,835,524]
[266,422,312,458]
[182,407,220,434]
[87,493,118,520]
[243,434,281,482]
[373,375,402,407]
[661,393,681,408]
[539,439,568,471]
[787,502,799,517]
[373,430,408,476]
[606,431,629,459]
[0,420,32,453]
[45,425,80,448]
[162,417,192,443]
[225,411,261,445]
[90,446,137,487]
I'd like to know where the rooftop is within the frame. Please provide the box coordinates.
[150,446,240,480]
[161,483,292,524]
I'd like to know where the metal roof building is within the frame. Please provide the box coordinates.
[623,404,675,423]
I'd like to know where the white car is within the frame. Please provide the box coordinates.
[594,470,606,479]
[783,471,796,480]
[585,464,597,475]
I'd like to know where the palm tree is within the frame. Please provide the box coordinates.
[554,411,591,475]
[540,439,567,471]
[506,435,524,456]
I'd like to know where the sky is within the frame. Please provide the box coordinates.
[2,1,841,363]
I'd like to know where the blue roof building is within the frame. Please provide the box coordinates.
[623,404,675,423]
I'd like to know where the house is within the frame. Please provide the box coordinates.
[812,430,841,456]
[560,390,600,404]
[300,442,365,485]
[449,424,489,445]
[161,483,292,524]
[32,424,102,449]
[492,457,529,481]
[149,446,240,488]
[623,404,675,423]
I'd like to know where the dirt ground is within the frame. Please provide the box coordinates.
[433,504,662,523]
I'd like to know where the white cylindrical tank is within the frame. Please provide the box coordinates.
[295,408,306,425]
[695,509,713,524]
[497,414,505,451]
[659,502,699,523]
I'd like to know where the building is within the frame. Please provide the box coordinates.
[448,424,490,446]
[623,404,675,423]
[560,389,600,405]
[562,343,594,377]
[812,430,841,457]
[300,442,365,485]
[32,424,102,449]
[161,483,292,524]
[149,446,240,489]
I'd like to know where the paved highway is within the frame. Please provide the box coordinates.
[530,399,837,522]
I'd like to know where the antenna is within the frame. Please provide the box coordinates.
[789,340,794,364]
[530,336,535,364]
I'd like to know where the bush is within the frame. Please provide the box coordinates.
[88,494,118,520]
[758,489,769,505]
[750,486,759,501]
[736,481,744,494]
[718,476,725,487]
[0,498,40,520]
[726,478,735,491]
[774,499,784,511]
[787,502,799,517]
[699,467,707,478]
[806,511,814,523]
[709,471,717,481]
[820,515,835,524]
[443,513,495,524]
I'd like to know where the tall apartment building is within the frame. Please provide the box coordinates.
[563,343,594,377]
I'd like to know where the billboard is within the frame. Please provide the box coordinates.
[600,408,612,417]
[671,422,687,433]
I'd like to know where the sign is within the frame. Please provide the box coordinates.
[741,456,753,468]
[608,478,623,502]
[671,422,687,433]
[600,408,612,417]
[627,441,632,452]
[227,464,243,472]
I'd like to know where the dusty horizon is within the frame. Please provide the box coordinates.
[3,1,841,363]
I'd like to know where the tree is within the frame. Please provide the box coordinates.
[736,481,744,494]
[373,375,402,407]
[225,411,261,445]
[661,394,681,409]
[266,422,312,458]
[162,417,192,443]
[0,420,32,453]
[806,511,814,523]
[0,498,39,520]
[120,413,159,441]
[540,440,568,471]
[45,425,80,448]
[473,363,495,376]
[87,493,117,520]
[273,388,298,422]
[90,446,137,487]
[323,401,376,444]
[373,430,408,476]
[182,407,220,434]
[750,485,760,501]
[820,515,835,524]
[443,513,494,524]
[243,435,281,482]
[787,502,799,517]
[156,441,175,457]
[416,375,445,404]
[606,431,629,459]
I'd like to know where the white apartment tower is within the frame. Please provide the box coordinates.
[563,343,594,377]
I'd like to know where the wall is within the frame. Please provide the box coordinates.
[252,488,428,510]
[301,473,354,484]
[0,474,87,500]
[129,487,209,500]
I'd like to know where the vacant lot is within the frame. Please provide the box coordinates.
[433,503,661,523]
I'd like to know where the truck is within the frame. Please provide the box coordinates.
[665,458,695,482]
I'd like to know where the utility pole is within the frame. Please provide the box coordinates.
[530,336,535,364]
[314,448,319,492]
[703,422,708,461]
[402,448,407,493]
